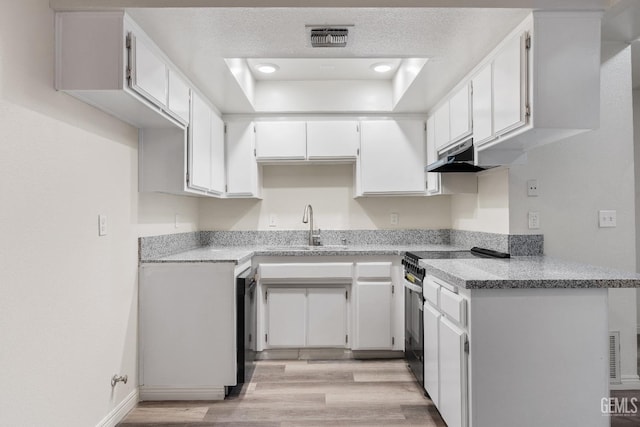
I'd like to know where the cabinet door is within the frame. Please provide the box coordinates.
[426,116,440,195]
[255,121,306,161]
[266,288,306,347]
[139,263,235,388]
[210,114,226,195]
[306,121,359,160]
[472,64,493,145]
[188,91,212,192]
[439,317,468,427]
[424,303,440,406]
[449,84,472,143]
[434,104,451,150]
[307,288,348,347]
[226,121,260,197]
[128,32,167,107]
[167,69,190,123]
[493,32,528,137]
[355,281,392,349]
[359,120,426,195]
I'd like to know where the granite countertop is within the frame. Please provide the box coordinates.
[420,256,640,289]
[141,243,469,265]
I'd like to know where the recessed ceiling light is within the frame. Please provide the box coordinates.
[371,63,392,73]
[257,64,279,74]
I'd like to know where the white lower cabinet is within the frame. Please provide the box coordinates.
[257,258,401,352]
[424,276,468,427]
[423,303,440,407]
[307,288,348,347]
[265,286,348,348]
[439,317,468,427]
[266,288,307,347]
[139,263,237,400]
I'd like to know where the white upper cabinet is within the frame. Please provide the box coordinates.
[255,121,307,161]
[225,121,261,198]
[55,12,188,128]
[358,120,426,196]
[306,121,360,160]
[188,92,212,192]
[434,104,451,150]
[167,69,190,124]
[471,64,493,144]
[209,113,226,196]
[426,116,440,195]
[128,32,168,108]
[492,32,528,137]
[448,83,472,143]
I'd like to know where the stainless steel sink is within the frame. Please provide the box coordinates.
[265,245,349,251]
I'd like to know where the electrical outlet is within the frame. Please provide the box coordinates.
[527,179,539,197]
[528,211,540,229]
[599,210,617,228]
[98,214,108,236]
[390,213,399,225]
[175,214,181,228]
[269,214,277,228]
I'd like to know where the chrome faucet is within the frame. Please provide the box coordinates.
[302,204,321,246]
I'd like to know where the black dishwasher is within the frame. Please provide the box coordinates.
[230,267,256,394]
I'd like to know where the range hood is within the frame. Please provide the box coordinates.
[425,138,485,173]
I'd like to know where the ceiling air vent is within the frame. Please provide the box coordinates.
[310,28,348,48]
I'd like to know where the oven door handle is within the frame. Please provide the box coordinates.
[403,280,423,295]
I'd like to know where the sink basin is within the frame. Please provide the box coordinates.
[266,245,313,251]
[265,245,348,251]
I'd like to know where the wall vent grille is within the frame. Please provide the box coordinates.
[310,28,348,48]
[609,331,621,384]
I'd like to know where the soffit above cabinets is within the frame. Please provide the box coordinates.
[124,7,531,113]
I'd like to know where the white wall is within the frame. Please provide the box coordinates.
[0,2,198,426]
[508,43,638,386]
[200,164,452,230]
[449,168,510,234]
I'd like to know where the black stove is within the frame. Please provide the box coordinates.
[403,247,509,389]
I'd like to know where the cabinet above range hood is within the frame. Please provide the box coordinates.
[425,138,485,173]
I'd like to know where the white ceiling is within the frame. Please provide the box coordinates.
[245,58,403,81]
[127,7,530,113]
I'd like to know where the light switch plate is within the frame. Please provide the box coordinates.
[175,214,181,228]
[528,211,540,229]
[599,210,616,228]
[98,214,107,236]
[390,213,399,225]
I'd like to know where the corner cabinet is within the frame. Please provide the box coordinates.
[189,91,225,195]
[139,262,238,401]
[55,11,188,128]
[472,11,602,165]
[356,120,427,196]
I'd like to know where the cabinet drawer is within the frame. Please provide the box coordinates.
[440,287,467,326]
[423,277,440,306]
[356,262,392,279]
[259,263,353,281]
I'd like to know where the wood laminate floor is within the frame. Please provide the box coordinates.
[118,359,446,427]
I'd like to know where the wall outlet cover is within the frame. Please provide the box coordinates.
[269,214,277,228]
[527,179,539,197]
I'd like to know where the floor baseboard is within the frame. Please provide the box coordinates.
[96,388,138,427]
